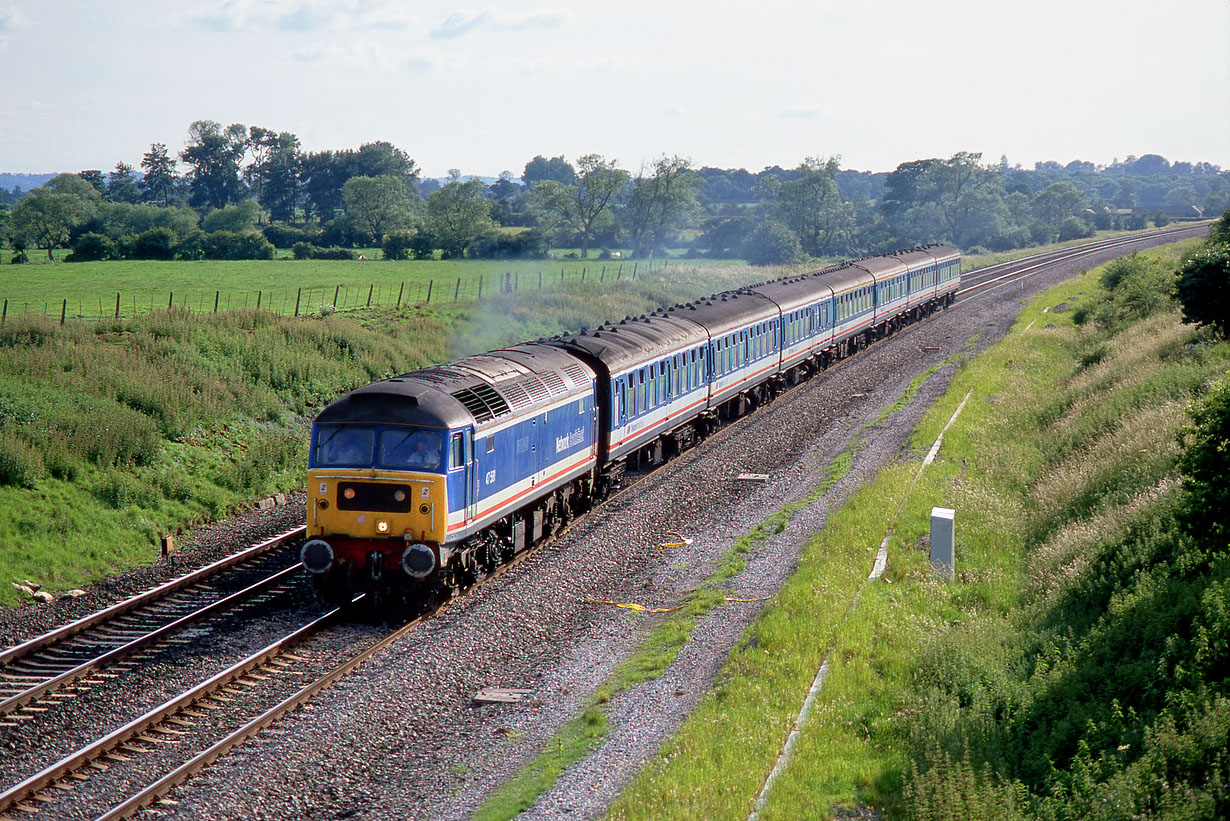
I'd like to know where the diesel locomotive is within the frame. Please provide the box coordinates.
[301,245,960,604]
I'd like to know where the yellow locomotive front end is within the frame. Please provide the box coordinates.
[302,423,451,598]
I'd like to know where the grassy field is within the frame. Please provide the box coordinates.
[599,240,1229,819]
[0,260,781,606]
[0,255,735,320]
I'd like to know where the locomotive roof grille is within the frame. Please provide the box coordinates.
[451,384,511,422]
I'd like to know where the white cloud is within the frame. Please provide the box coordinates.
[429,7,567,38]
[0,0,25,31]
[429,9,487,39]
[185,0,418,34]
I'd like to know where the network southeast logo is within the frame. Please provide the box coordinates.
[555,428,586,453]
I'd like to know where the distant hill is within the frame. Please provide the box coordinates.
[0,173,57,194]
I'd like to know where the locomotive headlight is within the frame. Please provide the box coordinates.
[343,487,356,500]
[377,520,389,533]
[393,489,406,502]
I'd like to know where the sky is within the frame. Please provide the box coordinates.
[1,0,1228,178]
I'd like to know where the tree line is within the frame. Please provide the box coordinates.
[0,119,1227,265]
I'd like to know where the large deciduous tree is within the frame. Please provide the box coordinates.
[771,156,854,256]
[247,127,302,222]
[342,175,415,245]
[11,185,94,261]
[622,155,699,257]
[425,178,492,258]
[180,120,248,210]
[522,155,576,187]
[528,154,628,258]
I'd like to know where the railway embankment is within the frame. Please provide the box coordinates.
[605,241,1229,819]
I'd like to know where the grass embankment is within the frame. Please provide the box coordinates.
[0,262,774,606]
[606,241,1229,819]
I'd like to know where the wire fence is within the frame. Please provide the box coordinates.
[1,259,670,324]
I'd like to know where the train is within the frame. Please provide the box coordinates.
[300,244,960,604]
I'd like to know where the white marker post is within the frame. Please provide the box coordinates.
[930,507,955,580]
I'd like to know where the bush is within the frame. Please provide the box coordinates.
[1175,243,1230,337]
[1059,217,1094,241]
[382,230,418,261]
[175,230,207,261]
[743,220,802,266]
[263,223,320,249]
[201,231,275,261]
[466,228,549,260]
[292,241,314,260]
[129,226,178,260]
[311,246,356,260]
[66,232,119,262]
[201,200,260,234]
[0,431,46,488]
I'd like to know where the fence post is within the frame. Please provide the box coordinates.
[294,287,302,317]
[425,280,432,303]
[61,299,67,325]
[633,261,639,277]
[115,292,121,319]
[539,272,543,289]
[478,276,483,300]
[333,284,340,307]
[367,283,374,307]
[561,268,565,282]
[515,271,519,291]
[582,267,586,282]
[397,281,405,308]
[168,292,173,310]
[214,291,220,312]
[455,278,461,300]
[618,264,622,280]
[2,298,6,325]
[601,266,605,282]
[257,290,262,310]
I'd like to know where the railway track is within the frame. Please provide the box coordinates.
[0,528,308,722]
[0,535,547,820]
[956,224,1207,300]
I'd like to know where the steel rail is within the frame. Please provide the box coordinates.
[0,563,303,716]
[0,604,343,816]
[95,603,424,821]
[0,526,306,666]
[957,225,1208,301]
[957,224,1207,293]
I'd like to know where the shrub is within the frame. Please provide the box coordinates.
[175,230,207,261]
[201,231,276,261]
[743,220,803,266]
[311,246,356,261]
[292,241,314,260]
[466,228,549,260]
[263,223,320,249]
[129,226,178,260]
[66,232,119,262]
[0,431,46,488]
[1175,243,1230,337]
[382,230,418,261]
[1059,217,1094,241]
[201,200,260,233]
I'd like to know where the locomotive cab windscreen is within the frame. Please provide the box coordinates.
[311,424,447,472]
